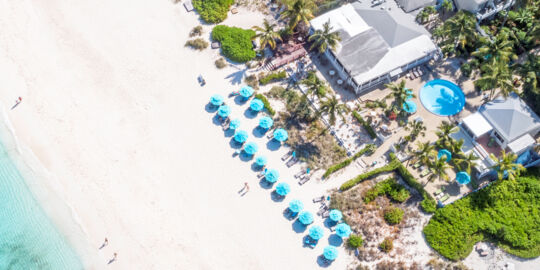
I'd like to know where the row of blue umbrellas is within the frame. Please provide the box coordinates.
[275,182,290,196]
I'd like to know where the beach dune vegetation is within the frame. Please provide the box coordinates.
[193,0,234,24]
[212,25,256,63]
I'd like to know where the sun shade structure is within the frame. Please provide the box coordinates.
[403,100,417,113]
[335,223,352,238]
[456,171,471,185]
[234,130,248,143]
[329,210,343,222]
[259,116,274,129]
[255,155,267,166]
[288,200,304,213]
[217,105,231,118]
[210,94,224,106]
[438,149,452,162]
[298,211,314,225]
[397,0,436,12]
[239,86,254,98]
[229,119,241,130]
[323,246,338,261]
[462,112,492,138]
[244,142,258,155]
[275,182,291,196]
[273,128,289,142]
[309,226,325,240]
[250,99,264,112]
[265,169,279,183]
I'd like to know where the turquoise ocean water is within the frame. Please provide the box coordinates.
[0,124,84,269]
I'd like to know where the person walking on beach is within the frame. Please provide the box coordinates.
[108,252,117,265]
[99,238,108,249]
[239,182,249,196]
[11,97,22,110]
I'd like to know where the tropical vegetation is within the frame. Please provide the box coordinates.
[308,20,341,53]
[384,207,404,225]
[212,25,256,63]
[363,178,410,203]
[318,94,349,126]
[192,0,234,24]
[252,19,282,50]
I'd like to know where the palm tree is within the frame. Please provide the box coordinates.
[518,54,539,94]
[472,32,516,63]
[439,11,478,54]
[441,0,453,14]
[252,19,282,50]
[428,158,452,183]
[281,0,316,30]
[300,72,327,99]
[385,80,414,112]
[308,20,341,53]
[474,60,515,100]
[411,141,436,167]
[435,121,459,148]
[405,120,426,140]
[416,6,436,24]
[489,150,525,181]
[454,152,479,174]
[318,95,349,126]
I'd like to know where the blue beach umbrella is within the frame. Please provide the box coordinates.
[217,105,231,118]
[323,246,338,261]
[259,116,274,129]
[308,226,325,240]
[298,211,314,225]
[456,171,471,185]
[335,223,352,238]
[438,149,452,162]
[239,86,254,98]
[255,155,267,167]
[329,209,343,222]
[275,182,291,196]
[403,100,417,113]
[288,200,304,213]
[229,119,241,130]
[244,142,259,155]
[250,99,264,112]
[273,128,288,142]
[234,130,249,143]
[265,169,279,183]
[210,94,224,106]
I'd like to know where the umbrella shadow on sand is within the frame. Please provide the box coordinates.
[316,255,332,268]
[229,138,243,149]
[250,163,262,172]
[323,219,337,229]
[205,103,218,113]
[244,108,258,119]
[223,129,235,137]
[234,95,248,105]
[212,115,224,126]
[266,139,282,151]
[239,153,254,162]
[292,219,307,233]
[270,191,285,202]
[252,127,266,138]
[258,178,274,190]
[328,234,343,247]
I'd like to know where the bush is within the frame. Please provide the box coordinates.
[192,0,234,24]
[339,160,400,191]
[384,207,404,225]
[461,63,472,77]
[363,178,410,203]
[323,144,376,178]
[212,25,256,63]
[244,74,259,89]
[379,237,394,253]
[347,234,364,248]
[189,25,203,37]
[254,93,275,116]
[259,71,287,85]
[421,198,437,213]
[352,111,377,139]
[215,58,227,69]
[185,38,209,50]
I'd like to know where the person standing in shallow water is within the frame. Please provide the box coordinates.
[108,252,117,264]
[99,238,108,249]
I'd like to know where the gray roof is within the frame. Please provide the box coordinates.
[453,0,487,12]
[479,93,540,142]
[336,28,389,76]
[396,0,436,13]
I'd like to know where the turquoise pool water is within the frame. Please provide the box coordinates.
[0,137,83,269]
[419,79,466,116]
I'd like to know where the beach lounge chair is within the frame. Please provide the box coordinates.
[183,1,194,12]
[294,170,305,179]
[286,157,299,167]
[313,196,324,203]
[440,194,450,202]
[420,169,430,178]
[281,150,293,161]
[298,175,311,185]
[434,187,445,196]
[412,162,422,169]
[321,211,330,219]
[317,205,328,216]
[267,128,276,139]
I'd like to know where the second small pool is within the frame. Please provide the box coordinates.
[419,79,465,116]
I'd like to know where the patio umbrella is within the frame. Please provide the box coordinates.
[259,116,274,129]
[298,211,314,225]
[250,99,264,112]
[438,149,452,162]
[275,182,290,196]
[308,226,324,240]
[244,142,258,155]
[234,130,248,143]
[288,199,304,213]
[456,171,471,185]
[265,169,279,183]
[239,85,254,98]
[255,155,267,167]
[328,209,342,222]
[403,100,417,113]
[229,119,241,130]
[217,105,231,118]
[210,94,224,106]
[273,128,288,142]
[335,223,352,238]
[323,246,338,261]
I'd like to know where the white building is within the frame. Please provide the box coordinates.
[453,0,515,21]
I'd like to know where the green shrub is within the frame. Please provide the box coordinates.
[424,172,540,260]
[379,237,394,253]
[421,198,437,213]
[352,111,377,139]
[192,0,234,24]
[323,144,376,178]
[212,25,256,63]
[189,25,203,37]
[347,234,364,249]
[244,74,259,89]
[259,71,287,85]
[460,63,472,77]
[185,38,209,50]
[363,178,410,203]
[339,160,400,191]
[215,58,227,69]
[254,93,275,116]
[384,207,404,225]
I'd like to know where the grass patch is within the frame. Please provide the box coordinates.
[211,25,256,63]
[384,207,404,225]
[379,237,394,253]
[189,25,203,37]
[363,178,410,203]
[423,171,540,260]
[323,144,376,179]
[352,111,377,139]
[192,0,234,24]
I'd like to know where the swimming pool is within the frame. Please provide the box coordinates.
[419,79,466,116]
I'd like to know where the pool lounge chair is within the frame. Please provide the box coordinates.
[420,169,430,178]
[412,162,422,169]
[434,187,445,196]
[281,150,293,161]
[440,194,450,202]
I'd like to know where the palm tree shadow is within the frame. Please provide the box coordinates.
[225,68,248,85]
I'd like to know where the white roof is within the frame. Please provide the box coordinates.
[462,112,493,138]
[507,134,535,154]
[310,4,369,38]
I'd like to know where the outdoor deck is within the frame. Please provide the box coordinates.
[476,134,502,157]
